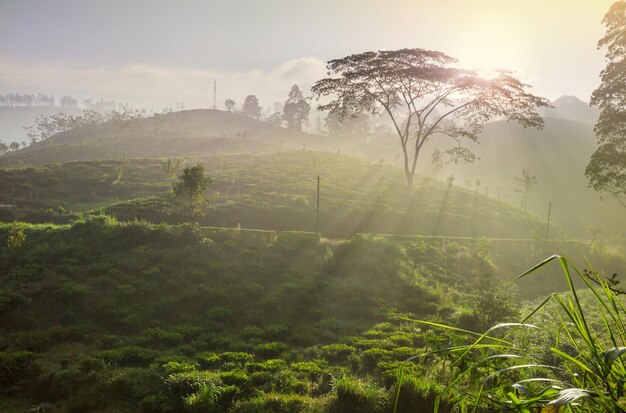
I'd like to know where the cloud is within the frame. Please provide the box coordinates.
[0,56,328,111]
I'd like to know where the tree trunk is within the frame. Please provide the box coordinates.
[406,172,414,191]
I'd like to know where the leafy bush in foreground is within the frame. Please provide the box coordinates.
[400,255,626,412]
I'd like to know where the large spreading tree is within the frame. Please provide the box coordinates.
[587,1,626,206]
[311,48,550,189]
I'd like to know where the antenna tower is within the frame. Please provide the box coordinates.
[213,79,217,110]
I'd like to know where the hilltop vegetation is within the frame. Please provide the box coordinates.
[0,110,334,168]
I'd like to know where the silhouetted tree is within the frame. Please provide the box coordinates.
[514,168,538,212]
[267,112,284,127]
[325,109,371,138]
[242,95,261,119]
[431,149,444,181]
[225,98,236,112]
[0,142,8,156]
[283,85,310,131]
[60,96,78,108]
[312,48,550,190]
[0,93,55,107]
[587,1,626,206]
[9,141,20,152]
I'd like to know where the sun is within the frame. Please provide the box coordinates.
[453,17,529,74]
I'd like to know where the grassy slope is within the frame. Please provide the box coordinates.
[1,108,620,237]
[427,118,626,237]
[0,151,545,238]
[0,220,450,412]
[0,109,335,167]
[1,220,622,412]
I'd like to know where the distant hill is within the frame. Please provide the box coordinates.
[0,109,335,167]
[539,95,599,124]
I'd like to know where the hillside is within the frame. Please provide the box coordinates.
[0,110,335,167]
[359,117,623,238]
[0,219,622,412]
[0,152,546,238]
[539,95,599,124]
[435,118,626,238]
[0,109,621,238]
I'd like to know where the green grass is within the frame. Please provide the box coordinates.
[0,151,549,238]
[397,255,626,412]
[0,218,623,411]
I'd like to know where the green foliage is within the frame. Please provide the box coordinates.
[253,342,289,359]
[90,346,157,368]
[183,383,222,413]
[161,360,197,375]
[319,344,356,363]
[333,375,388,413]
[1,218,624,411]
[407,255,626,411]
[0,351,38,388]
[392,374,454,413]
[588,1,626,206]
[6,222,26,249]
[231,392,322,413]
[172,164,212,218]
[457,277,519,332]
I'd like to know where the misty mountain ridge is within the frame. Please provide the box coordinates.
[540,95,600,124]
[0,109,337,167]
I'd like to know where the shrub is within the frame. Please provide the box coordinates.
[138,327,184,346]
[360,347,391,370]
[319,343,356,363]
[391,374,454,413]
[196,352,220,370]
[0,290,26,314]
[219,370,249,387]
[162,360,197,375]
[245,358,287,373]
[183,383,221,413]
[333,375,387,413]
[164,370,222,397]
[219,352,254,365]
[91,346,157,367]
[253,342,289,359]
[0,351,38,388]
[407,255,626,412]
[290,361,323,377]
[230,392,321,413]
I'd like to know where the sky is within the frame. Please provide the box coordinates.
[0,0,616,111]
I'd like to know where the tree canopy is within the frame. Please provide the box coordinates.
[242,95,262,119]
[173,164,212,218]
[224,98,236,112]
[312,48,550,189]
[283,85,310,131]
[588,1,626,206]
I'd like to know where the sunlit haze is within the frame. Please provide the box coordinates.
[0,0,615,108]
